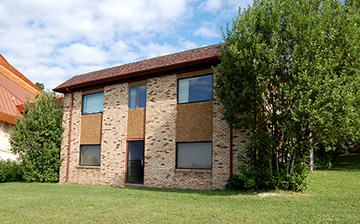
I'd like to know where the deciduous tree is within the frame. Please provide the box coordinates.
[216,0,360,191]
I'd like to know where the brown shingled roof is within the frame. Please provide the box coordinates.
[53,44,221,93]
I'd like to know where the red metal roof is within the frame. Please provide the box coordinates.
[53,44,221,93]
[0,55,41,124]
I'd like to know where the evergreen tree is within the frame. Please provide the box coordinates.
[216,0,360,191]
[10,91,63,182]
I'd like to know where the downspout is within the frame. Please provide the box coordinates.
[229,122,233,177]
[66,88,74,182]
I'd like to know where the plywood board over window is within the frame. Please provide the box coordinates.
[176,101,213,141]
[80,113,102,144]
[127,108,145,139]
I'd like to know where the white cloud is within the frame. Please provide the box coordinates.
[136,42,180,59]
[57,44,107,66]
[199,0,223,13]
[107,40,140,64]
[198,0,252,18]
[194,22,220,38]
[0,0,249,90]
[21,65,68,91]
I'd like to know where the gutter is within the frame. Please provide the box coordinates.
[66,88,74,182]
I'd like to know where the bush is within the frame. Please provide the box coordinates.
[225,175,245,190]
[226,162,309,192]
[0,159,23,183]
[10,91,63,182]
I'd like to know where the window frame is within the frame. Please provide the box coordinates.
[79,144,101,167]
[177,73,213,104]
[128,84,147,109]
[176,141,212,170]
[82,92,104,115]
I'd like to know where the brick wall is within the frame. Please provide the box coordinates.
[144,75,177,188]
[232,129,250,175]
[59,91,84,184]
[59,72,249,190]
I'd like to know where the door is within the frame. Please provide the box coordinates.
[126,141,144,184]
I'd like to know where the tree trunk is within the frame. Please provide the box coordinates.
[310,132,314,172]
[310,148,314,172]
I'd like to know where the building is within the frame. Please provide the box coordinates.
[0,55,41,160]
[53,44,249,190]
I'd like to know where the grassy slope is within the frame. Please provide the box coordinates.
[0,154,359,223]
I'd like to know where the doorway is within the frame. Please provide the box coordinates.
[126,140,144,184]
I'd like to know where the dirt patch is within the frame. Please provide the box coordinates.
[257,193,280,197]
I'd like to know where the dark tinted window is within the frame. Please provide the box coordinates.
[138,85,147,108]
[80,145,101,166]
[129,86,137,109]
[178,74,213,104]
[176,142,212,169]
[129,84,146,109]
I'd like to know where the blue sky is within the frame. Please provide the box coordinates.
[0,0,253,90]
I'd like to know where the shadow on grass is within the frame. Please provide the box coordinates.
[330,153,360,172]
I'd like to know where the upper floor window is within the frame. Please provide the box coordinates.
[129,85,146,109]
[178,74,213,104]
[82,92,104,114]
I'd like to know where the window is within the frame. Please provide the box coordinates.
[80,145,101,166]
[129,85,146,109]
[178,74,213,104]
[176,142,212,169]
[82,92,104,114]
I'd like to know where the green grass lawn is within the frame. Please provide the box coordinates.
[1,154,359,223]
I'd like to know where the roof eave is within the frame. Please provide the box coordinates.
[53,56,220,93]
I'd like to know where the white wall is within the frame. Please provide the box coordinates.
[0,121,17,161]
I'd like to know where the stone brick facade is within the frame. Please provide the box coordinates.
[59,69,249,190]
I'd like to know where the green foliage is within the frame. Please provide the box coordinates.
[313,146,339,169]
[0,159,23,183]
[225,175,246,190]
[216,0,360,191]
[10,91,63,182]
[35,82,45,91]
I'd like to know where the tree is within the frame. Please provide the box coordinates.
[216,0,360,191]
[35,82,45,91]
[10,91,63,182]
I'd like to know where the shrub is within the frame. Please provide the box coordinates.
[225,175,245,190]
[0,159,23,183]
[10,91,63,182]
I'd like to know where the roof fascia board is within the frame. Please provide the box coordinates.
[0,65,40,95]
[0,111,16,125]
[0,55,41,94]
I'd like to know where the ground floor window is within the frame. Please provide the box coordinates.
[80,145,101,166]
[176,142,212,169]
